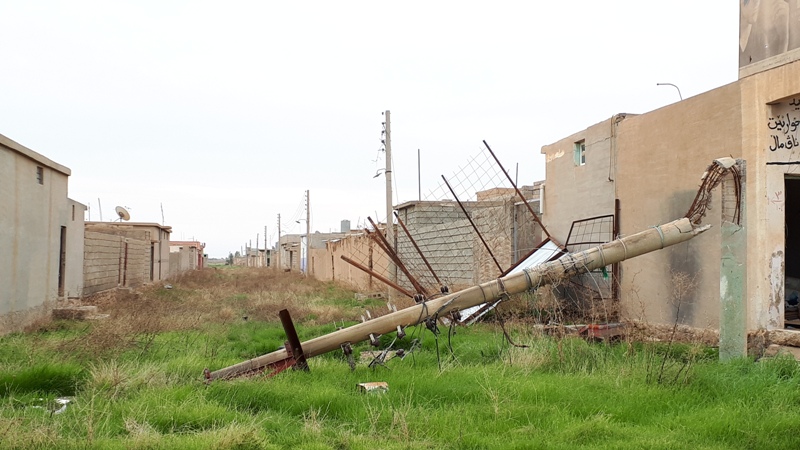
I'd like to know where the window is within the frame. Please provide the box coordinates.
[573,140,586,166]
[36,166,44,184]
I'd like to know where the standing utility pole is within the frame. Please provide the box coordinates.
[384,111,396,291]
[305,190,311,277]
[277,214,282,270]
[264,225,268,267]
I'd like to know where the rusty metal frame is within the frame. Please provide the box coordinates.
[565,214,616,250]
[563,214,616,285]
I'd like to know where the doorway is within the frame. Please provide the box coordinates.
[58,226,66,298]
[784,177,800,328]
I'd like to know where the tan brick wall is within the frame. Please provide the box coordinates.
[312,232,390,292]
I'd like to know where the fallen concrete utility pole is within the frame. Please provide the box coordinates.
[208,217,709,381]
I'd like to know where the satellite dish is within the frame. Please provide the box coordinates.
[115,206,131,221]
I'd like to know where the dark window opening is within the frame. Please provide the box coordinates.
[36,166,44,184]
[58,226,66,297]
[784,177,800,328]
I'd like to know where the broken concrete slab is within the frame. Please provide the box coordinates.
[52,306,109,321]
[52,306,98,320]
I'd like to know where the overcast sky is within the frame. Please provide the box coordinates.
[1,1,739,257]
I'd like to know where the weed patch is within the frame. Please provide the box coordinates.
[0,363,84,397]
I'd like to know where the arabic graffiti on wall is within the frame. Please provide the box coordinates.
[768,98,800,152]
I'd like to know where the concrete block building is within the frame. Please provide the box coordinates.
[83,222,171,295]
[539,1,800,352]
[169,240,206,274]
[0,134,85,333]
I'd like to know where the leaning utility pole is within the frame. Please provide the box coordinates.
[208,217,710,381]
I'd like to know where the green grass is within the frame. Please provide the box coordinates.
[2,270,800,449]
[0,363,84,397]
[4,326,800,449]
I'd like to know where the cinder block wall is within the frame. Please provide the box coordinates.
[83,231,150,296]
[397,218,474,291]
[125,238,149,287]
[396,200,524,292]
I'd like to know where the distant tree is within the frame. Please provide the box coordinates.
[227,252,234,265]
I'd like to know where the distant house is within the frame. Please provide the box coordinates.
[0,133,85,334]
[83,222,171,295]
[231,246,270,268]
[280,231,347,274]
[169,240,206,274]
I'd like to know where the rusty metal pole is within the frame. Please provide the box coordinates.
[366,218,429,297]
[279,309,309,372]
[394,211,442,286]
[340,256,416,299]
[482,140,562,248]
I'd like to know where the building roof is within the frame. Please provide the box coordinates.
[0,133,71,176]
[170,240,205,248]
[85,221,173,232]
[395,199,458,210]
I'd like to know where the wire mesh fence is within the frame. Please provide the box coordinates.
[340,144,546,300]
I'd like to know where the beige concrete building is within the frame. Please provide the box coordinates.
[540,3,800,352]
[169,240,206,274]
[542,85,741,329]
[0,134,85,333]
